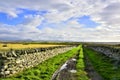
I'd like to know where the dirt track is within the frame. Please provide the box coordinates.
[84,55,104,80]
[52,58,77,80]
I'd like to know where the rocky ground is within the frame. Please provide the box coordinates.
[52,57,77,80]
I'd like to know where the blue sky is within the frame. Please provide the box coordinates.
[77,16,100,28]
[0,9,48,25]
[0,11,98,27]
[0,0,120,42]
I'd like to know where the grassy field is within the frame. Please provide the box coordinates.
[0,43,63,51]
[84,47,120,80]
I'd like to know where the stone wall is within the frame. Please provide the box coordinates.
[88,46,120,60]
[0,46,76,77]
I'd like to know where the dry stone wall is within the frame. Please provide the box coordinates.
[0,46,76,77]
[88,46,120,60]
[87,45,120,69]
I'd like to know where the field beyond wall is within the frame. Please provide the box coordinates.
[0,43,64,51]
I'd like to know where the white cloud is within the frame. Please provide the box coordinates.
[0,14,43,40]
[94,2,120,25]
[0,0,120,42]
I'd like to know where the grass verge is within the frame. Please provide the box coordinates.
[84,47,120,80]
[76,45,89,80]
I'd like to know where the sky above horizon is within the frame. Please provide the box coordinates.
[0,0,120,42]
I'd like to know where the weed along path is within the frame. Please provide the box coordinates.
[52,45,89,80]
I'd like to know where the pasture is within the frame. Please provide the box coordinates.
[0,43,63,51]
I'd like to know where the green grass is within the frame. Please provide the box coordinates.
[84,47,120,80]
[1,47,79,80]
[76,45,89,80]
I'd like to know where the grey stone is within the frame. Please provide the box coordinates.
[4,71,10,75]
[0,72,4,75]
[16,60,21,64]
[10,70,16,74]
[2,65,8,69]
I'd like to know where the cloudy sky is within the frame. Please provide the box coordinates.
[0,0,120,42]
